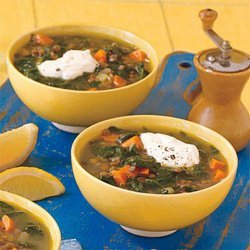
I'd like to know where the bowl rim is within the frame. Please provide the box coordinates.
[0,190,61,249]
[71,114,238,198]
[6,24,159,94]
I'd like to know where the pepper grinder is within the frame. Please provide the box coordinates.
[188,9,250,152]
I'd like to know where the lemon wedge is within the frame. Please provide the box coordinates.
[0,123,38,172]
[0,167,65,201]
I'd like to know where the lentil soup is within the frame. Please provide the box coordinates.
[0,201,51,249]
[80,127,228,194]
[14,33,151,90]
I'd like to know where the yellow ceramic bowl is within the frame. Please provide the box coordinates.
[71,115,238,236]
[0,190,61,249]
[6,25,159,130]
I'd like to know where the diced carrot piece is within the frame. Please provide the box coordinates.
[119,165,138,178]
[100,129,120,142]
[113,75,127,88]
[210,158,226,170]
[119,165,131,173]
[137,167,150,177]
[111,171,127,186]
[2,215,15,232]
[94,49,107,63]
[121,136,143,150]
[101,133,120,143]
[87,87,97,91]
[214,169,226,181]
[34,33,54,45]
[0,221,4,231]
[101,129,110,136]
[129,49,147,62]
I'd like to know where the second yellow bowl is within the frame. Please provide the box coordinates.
[6,25,159,131]
[71,115,238,236]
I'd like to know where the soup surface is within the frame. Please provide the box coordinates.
[0,201,51,249]
[14,33,151,90]
[81,127,228,194]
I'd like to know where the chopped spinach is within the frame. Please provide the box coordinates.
[90,81,101,88]
[24,223,44,236]
[107,126,122,134]
[15,56,39,80]
[7,211,24,218]
[145,179,163,188]
[127,180,144,192]
[182,185,198,192]
[91,143,129,159]
[18,241,36,249]
[104,42,129,58]
[116,66,131,79]
[154,168,176,185]
[135,63,148,79]
[161,187,175,194]
[86,127,227,194]
[123,155,160,172]
[188,163,208,179]
[15,34,150,90]
[100,175,116,186]
[209,145,220,155]
[0,201,15,216]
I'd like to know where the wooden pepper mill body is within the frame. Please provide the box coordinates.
[188,50,250,151]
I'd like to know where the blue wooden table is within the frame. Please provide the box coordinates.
[1,52,249,250]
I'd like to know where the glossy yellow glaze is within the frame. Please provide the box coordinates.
[0,190,61,250]
[6,25,158,126]
[71,115,238,231]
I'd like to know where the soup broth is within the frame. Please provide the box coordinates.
[0,201,51,249]
[81,127,228,194]
[14,33,151,90]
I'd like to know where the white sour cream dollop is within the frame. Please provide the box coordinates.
[140,132,200,167]
[37,49,98,80]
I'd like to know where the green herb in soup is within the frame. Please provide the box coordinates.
[14,33,151,90]
[81,127,228,194]
[0,201,51,249]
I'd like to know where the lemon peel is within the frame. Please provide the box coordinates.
[0,123,38,172]
[0,167,65,201]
